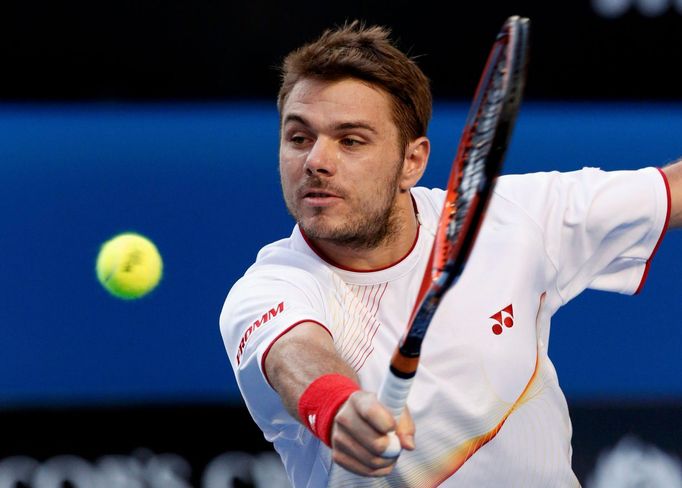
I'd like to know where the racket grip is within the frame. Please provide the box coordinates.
[378,371,414,458]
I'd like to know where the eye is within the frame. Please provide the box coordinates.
[340,137,363,147]
[287,132,312,147]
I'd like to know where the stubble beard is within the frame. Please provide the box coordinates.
[283,165,404,251]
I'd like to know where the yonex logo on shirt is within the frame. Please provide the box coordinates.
[490,304,514,335]
[236,301,285,365]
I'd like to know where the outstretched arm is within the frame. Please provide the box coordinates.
[264,322,415,477]
[662,158,682,228]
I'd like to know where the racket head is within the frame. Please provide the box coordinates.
[397,16,530,363]
[434,15,529,285]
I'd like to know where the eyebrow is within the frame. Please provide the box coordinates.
[283,114,378,134]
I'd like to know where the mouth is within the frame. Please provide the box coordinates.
[304,190,338,198]
[299,188,343,207]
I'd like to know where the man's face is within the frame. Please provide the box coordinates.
[279,77,405,250]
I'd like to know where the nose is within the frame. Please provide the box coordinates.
[303,138,336,176]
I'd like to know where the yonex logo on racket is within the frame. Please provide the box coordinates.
[490,304,514,335]
[236,301,285,365]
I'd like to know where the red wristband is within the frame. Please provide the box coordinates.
[298,374,361,447]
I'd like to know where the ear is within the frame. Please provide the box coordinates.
[399,137,430,192]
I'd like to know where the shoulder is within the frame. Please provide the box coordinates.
[219,235,337,371]
[493,166,664,209]
[245,232,335,287]
[493,170,562,201]
[221,232,335,328]
[226,239,333,307]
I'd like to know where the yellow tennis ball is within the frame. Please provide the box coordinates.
[96,232,163,299]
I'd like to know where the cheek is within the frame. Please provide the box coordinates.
[279,153,297,179]
[279,169,294,198]
[280,148,305,176]
[365,165,398,196]
[279,160,305,202]
[350,176,383,209]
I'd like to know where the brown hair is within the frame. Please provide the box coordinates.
[277,20,432,149]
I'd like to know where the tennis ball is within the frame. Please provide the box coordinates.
[96,232,163,299]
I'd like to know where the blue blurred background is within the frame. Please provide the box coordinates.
[1,101,681,408]
[1,0,681,485]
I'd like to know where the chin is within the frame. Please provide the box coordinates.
[299,221,335,240]
[301,213,351,239]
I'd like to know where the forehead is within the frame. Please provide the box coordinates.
[281,77,395,129]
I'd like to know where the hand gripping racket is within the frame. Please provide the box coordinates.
[379,15,530,458]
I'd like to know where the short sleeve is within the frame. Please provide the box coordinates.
[219,262,330,436]
[494,167,669,303]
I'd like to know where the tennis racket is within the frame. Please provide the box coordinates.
[379,15,530,458]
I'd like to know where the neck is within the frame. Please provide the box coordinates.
[304,192,419,271]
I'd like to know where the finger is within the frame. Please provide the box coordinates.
[333,421,397,470]
[334,403,395,457]
[397,432,416,451]
[350,392,397,434]
[380,406,415,458]
[396,407,416,450]
[331,447,395,478]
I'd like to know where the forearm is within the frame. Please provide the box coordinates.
[264,322,415,477]
[264,322,358,420]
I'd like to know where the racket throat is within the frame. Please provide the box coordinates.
[389,352,419,379]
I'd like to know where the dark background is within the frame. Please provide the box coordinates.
[2,0,681,101]
[1,1,681,486]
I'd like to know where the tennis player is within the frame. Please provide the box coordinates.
[220,21,682,487]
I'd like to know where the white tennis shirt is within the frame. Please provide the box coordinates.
[220,167,669,488]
